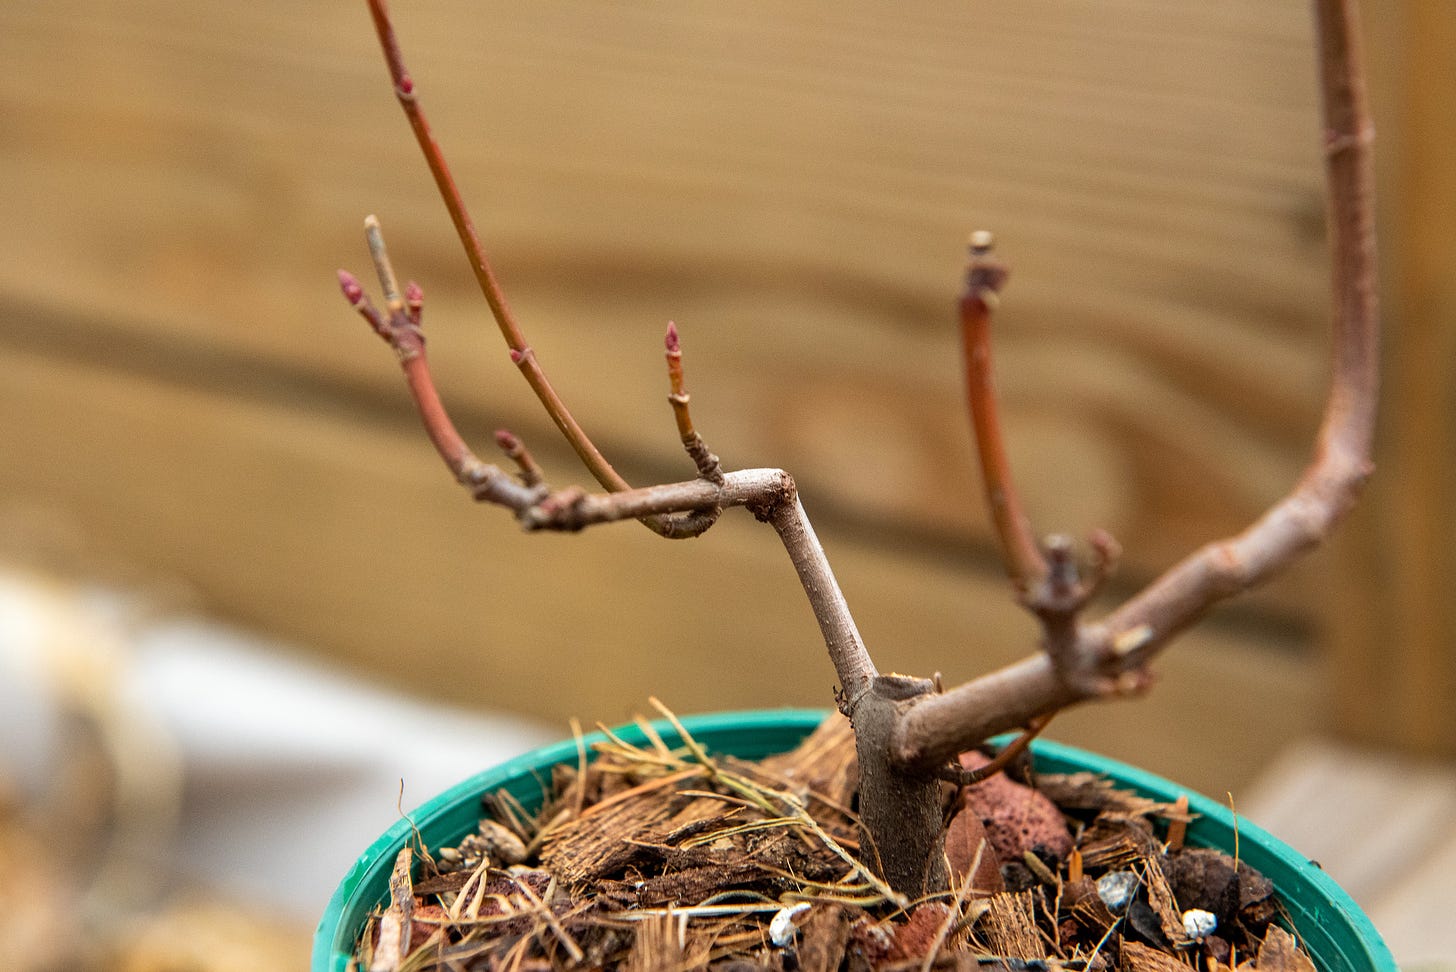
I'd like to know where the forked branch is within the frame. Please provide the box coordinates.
[365,0,727,543]
[356,0,878,697]
[340,215,876,702]
[893,0,1378,773]
[339,219,544,512]
[960,231,1123,690]
[1087,0,1377,665]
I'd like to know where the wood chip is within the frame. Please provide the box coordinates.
[539,781,680,884]
[1166,795,1190,851]
[1141,857,1191,947]
[369,847,414,972]
[1063,877,1117,935]
[798,903,857,972]
[1035,774,1178,819]
[978,892,1041,960]
[1121,940,1190,972]
[1079,816,1163,871]
[1252,926,1317,972]
[623,912,686,972]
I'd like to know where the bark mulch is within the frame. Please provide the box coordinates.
[356,713,1316,972]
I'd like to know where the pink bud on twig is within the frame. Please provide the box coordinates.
[404,280,424,325]
[337,269,365,305]
[664,321,680,354]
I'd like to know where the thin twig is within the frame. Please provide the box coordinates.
[962,236,1124,692]
[495,430,545,489]
[664,322,724,484]
[936,715,1051,786]
[960,231,1045,590]
[365,0,745,546]
[645,322,723,537]
[364,0,626,489]
[761,489,879,708]
[1022,532,1122,694]
[339,221,544,514]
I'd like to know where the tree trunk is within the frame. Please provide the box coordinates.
[851,676,949,898]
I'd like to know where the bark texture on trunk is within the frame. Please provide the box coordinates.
[851,676,948,898]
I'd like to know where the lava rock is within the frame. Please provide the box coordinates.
[957,751,1075,866]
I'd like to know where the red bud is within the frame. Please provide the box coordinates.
[337,270,364,305]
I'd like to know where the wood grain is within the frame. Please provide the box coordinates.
[0,0,1411,767]
[0,337,1316,795]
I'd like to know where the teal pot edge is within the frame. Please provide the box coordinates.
[312,709,1396,972]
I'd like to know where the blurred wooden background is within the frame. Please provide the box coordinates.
[0,0,1450,793]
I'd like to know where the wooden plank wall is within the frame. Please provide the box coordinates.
[1,0,1439,787]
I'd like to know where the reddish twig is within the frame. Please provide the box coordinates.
[664,322,724,485]
[962,233,1124,693]
[664,322,693,440]
[339,218,544,513]
[627,321,725,539]
[893,0,1378,773]
[959,231,1046,590]
[364,0,744,544]
[936,715,1052,786]
[364,0,643,500]
[341,213,876,696]
[495,430,545,489]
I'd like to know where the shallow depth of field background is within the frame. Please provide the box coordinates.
[0,1,1451,968]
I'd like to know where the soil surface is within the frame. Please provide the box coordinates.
[356,714,1318,971]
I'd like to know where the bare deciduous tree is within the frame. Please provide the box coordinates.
[339,0,1376,898]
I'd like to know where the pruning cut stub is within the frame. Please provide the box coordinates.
[963,232,1009,303]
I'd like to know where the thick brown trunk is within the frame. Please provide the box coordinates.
[851,676,948,898]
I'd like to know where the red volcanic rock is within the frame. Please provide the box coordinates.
[956,751,1074,865]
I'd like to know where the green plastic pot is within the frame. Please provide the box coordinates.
[313,710,1395,972]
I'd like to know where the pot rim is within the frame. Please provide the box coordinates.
[313,708,1395,972]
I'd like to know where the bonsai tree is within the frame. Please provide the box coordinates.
[337,0,1376,900]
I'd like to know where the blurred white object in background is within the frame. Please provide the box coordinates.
[0,563,554,915]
